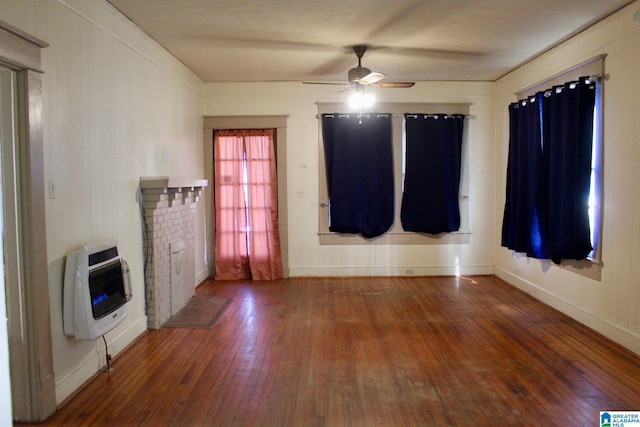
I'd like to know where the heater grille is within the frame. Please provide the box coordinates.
[89,259,132,319]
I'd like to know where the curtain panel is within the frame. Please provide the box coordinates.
[501,77,596,264]
[501,96,548,258]
[214,129,283,280]
[401,114,465,234]
[321,113,394,238]
[542,77,595,263]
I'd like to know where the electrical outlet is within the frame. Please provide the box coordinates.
[297,190,305,198]
[405,269,414,275]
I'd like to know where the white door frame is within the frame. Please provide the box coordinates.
[203,116,289,278]
[0,21,56,422]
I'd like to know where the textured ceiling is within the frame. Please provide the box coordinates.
[107,0,634,83]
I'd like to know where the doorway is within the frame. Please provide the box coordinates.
[203,116,289,278]
[0,64,15,425]
[0,23,56,422]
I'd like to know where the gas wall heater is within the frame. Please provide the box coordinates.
[63,239,132,340]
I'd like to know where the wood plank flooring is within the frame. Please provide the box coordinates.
[18,276,640,426]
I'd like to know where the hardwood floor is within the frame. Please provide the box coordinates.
[19,276,640,426]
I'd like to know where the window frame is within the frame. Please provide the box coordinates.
[317,102,472,245]
[514,55,605,280]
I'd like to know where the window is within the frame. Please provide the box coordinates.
[506,55,604,275]
[321,113,394,238]
[401,113,466,234]
[317,102,471,245]
[588,82,603,262]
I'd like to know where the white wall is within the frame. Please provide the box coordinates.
[1,0,637,416]
[0,0,206,404]
[495,1,640,354]
[204,81,496,277]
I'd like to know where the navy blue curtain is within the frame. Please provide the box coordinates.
[401,114,465,233]
[501,96,548,258]
[321,113,394,238]
[501,77,596,263]
[542,77,595,263]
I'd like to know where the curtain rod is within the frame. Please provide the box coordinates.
[316,113,474,119]
[514,54,606,97]
[514,74,608,96]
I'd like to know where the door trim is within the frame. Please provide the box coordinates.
[203,116,289,278]
[0,19,55,422]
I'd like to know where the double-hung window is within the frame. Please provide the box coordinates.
[504,55,604,276]
[318,102,471,244]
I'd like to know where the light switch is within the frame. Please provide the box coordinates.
[48,180,56,199]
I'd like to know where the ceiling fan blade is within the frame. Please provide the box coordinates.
[357,71,387,85]
[337,85,355,94]
[302,81,351,86]
[374,81,415,88]
[303,44,415,90]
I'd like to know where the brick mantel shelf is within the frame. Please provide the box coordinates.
[140,176,208,329]
[140,176,208,208]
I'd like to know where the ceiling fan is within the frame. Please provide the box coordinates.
[304,45,415,91]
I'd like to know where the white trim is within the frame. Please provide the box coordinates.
[515,54,605,98]
[203,116,290,278]
[195,267,209,285]
[317,102,472,244]
[289,265,494,277]
[495,267,640,355]
[54,316,147,405]
[558,258,602,281]
[0,20,48,48]
[319,231,471,245]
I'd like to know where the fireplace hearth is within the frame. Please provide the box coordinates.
[140,177,207,329]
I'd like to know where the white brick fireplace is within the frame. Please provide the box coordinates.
[140,177,207,329]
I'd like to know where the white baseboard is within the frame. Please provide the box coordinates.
[195,266,209,285]
[495,266,640,356]
[54,316,148,405]
[289,265,494,277]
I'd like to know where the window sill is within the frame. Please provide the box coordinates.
[319,231,471,245]
[558,258,602,281]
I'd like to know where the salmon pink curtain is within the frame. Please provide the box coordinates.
[214,129,283,280]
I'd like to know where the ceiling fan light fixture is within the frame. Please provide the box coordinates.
[348,66,372,83]
[348,91,376,110]
[304,44,414,91]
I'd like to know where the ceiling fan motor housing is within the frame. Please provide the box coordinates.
[348,66,372,83]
